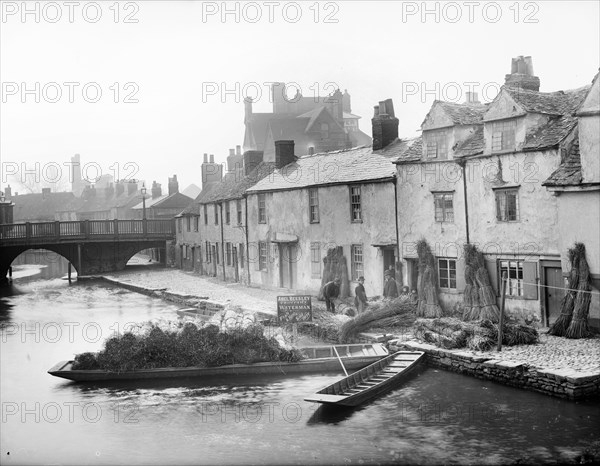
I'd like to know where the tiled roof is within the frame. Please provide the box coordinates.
[10,192,76,221]
[199,162,277,203]
[504,85,590,116]
[246,146,396,193]
[180,194,201,215]
[391,137,423,163]
[438,101,488,125]
[349,129,373,147]
[543,135,582,187]
[522,114,579,151]
[455,126,485,157]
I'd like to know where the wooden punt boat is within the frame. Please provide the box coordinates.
[47,343,389,382]
[304,351,425,407]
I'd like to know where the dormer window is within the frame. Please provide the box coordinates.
[491,120,516,152]
[425,130,448,159]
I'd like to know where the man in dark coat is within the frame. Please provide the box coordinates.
[354,276,368,314]
[383,271,399,299]
[323,277,341,313]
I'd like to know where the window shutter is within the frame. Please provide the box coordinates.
[522,261,538,300]
[455,257,466,291]
[485,259,499,296]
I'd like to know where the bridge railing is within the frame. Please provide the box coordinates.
[0,219,174,242]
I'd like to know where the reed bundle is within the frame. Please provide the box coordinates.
[565,243,592,339]
[339,300,416,343]
[416,239,443,318]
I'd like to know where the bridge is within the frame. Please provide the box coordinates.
[0,219,175,283]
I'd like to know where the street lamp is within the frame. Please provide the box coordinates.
[141,183,147,220]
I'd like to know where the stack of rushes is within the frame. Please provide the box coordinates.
[548,246,580,336]
[474,249,499,322]
[416,239,443,318]
[339,300,416,343]
[462,244,498,322]
[565,243,592,339]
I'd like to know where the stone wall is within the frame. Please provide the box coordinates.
[391,339,600,400]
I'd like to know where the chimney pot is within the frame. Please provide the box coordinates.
[373,105,380,117]
[236,145,241,156]
[229,149,235,157]
[210,154,214,163]
[372,98,399,151]
[505,55,540,92]
[203,153,208,163]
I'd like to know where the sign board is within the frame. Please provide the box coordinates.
[277,295,312,324]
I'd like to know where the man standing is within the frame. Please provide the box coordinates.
[383,270,399,299]
[322,277,341,313]
[354,276,368,314]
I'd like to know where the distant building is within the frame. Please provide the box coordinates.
[131,176,196,219]
[243,84,371,157]
[7,187,76,222]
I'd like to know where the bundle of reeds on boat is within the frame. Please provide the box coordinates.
[564,243,592,339]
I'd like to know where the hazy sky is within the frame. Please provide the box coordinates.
[1,0,599,193]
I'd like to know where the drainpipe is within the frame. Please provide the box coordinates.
[219,202,226,281]
[458,160,470,245]
[393,177,401,284]
[244,195,251,285]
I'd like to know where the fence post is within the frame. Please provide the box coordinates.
[83,220,89,239]
[114,219,119,238]
[143,218,147,237]
[55,221,60,238]
[26,222,31,240]
[497,272,507,352]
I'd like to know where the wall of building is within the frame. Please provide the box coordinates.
[247,181,397,297]
[579,115,600,184]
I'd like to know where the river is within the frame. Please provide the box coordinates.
[1,265,599,465]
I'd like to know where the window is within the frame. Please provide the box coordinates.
[226,242,232,266]
[321,123,329,140]
[186,216,191,232]
[350,186,362,222]
[434,193,454,222]
[491,120,517,152]
[178,218,183,233]
[258,194,266,223]
[214,204,219,225]
[310,243,321,278]
[194,216,199,232]
[205,241,211,262]
[225,202,231,225]
[309,188,319,223]
[239,243,245,268]
[425,130,448,159]
[495,188,519,222]
[351,244,364,281]
[237,199,243,225]
[258,241,268,270]
[203,205,208,225]
[500,260,523,297]
[438,258,457,289]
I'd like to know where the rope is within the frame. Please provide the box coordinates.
[501,279,600,296]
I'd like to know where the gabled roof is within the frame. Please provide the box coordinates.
[522,114,579,151]
[131,192,193,210]
[502,85,589,116]
[246,146,396,193]
[199,162,277,203]
[392,137,423,163]
[374,137,421,162]
[455,126,485,157]
[422,101,487,128]
[181,184,201,199]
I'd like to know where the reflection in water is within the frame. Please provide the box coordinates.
[1,277,599,465]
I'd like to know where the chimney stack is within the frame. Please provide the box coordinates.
[244,97,253,123]
[342,89,351,113]
[203,153,208,163]
[465,91,480,104]
[275,140,296,169]
[505,56,540,92]
[127,180,137,195]
[202,153,223,190]
[168,175,179,195]
[116,182,125,197]
[4,185,11,198]
[42,187,51,199]
[229,149,235,157]
[210,154,214,163]
[243,150,264,176]
[151,181,162,199]
[236,145,241,156]
[372,98,399,151]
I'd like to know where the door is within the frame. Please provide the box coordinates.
[545,267,565,326]
[191,247,195,271]
[406,258,419,292]
[383,249,395,278]
[279,244,290,288]
[232,246,239,282]
[211,245,217,276]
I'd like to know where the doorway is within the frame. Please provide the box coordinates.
[279,243,298,289]
[544,265,565,326]
[211,245,217,277]
[232,245,239,282]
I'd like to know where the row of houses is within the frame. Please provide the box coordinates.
[177,56,599,328]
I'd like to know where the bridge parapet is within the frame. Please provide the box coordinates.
[0,219,175,246]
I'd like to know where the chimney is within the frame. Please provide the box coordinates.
[271,82,286,113]
[308,147,315,156]
[168,175,179,195]
[505,55,540,92]
[42,187,51,199]
[244,97,253,123]
[210,154,214,163]
[229,149,235,157]
[203,153,208,163]
[326,89,344,126]
[243,150,264,176]
[151,181,162,199]
[127,180,137,195]
[202,154,223,190]
[342,89,351,113]
[465,92,480,104]
[116,182,125,197]
[372,98,399,151]
[275,140,296,169]
[227,147,243,174]
[236,145,241,156]
[4,185,11,198]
